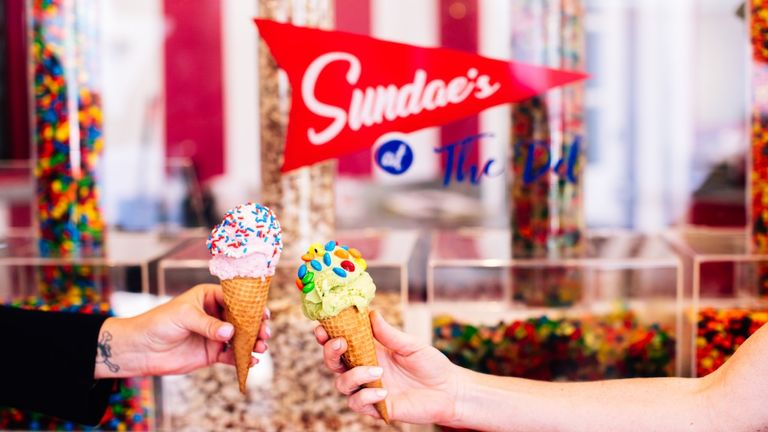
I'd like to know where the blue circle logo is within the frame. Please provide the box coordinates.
[375,139,413,175]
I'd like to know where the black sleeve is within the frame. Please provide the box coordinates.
[0,306,117,426]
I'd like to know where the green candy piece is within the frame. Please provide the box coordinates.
[302,282,315,294]
[301,271,314,285]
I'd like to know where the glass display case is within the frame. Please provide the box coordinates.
[664,228,768,377]
[410,228,682,382]
[0,230,184,300]
[156,228,418,431]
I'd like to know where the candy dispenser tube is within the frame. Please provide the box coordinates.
[509,0,586,306]
[32,0,105,259]
[30,0,106,302]
[749,0,768,297]
[259,0,336,294]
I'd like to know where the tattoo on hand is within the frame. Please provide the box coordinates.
[96,331,120,373]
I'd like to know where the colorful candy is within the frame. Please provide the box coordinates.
[295,241,367,293]
[750,0,768,297]
[301,271,314,285]
[33,0,105,258]
[433,311,675,381]
[696,308,768,376]
[509,0,586,306]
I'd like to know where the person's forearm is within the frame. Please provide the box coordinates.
[94,317,143,379]
[449,368,716,432]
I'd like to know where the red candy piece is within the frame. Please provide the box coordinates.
[340,260,355,272]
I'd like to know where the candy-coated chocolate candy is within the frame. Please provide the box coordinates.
[301,271,314,284]
[295,278,303,291]
[349,248,362,258]
[323,252,331,266]
[310,260,322,271]
[297,264,307,279]
[324,240,336,251]
[356,258,367,271]
[334,249,349,259]
[340,260,355,272]
[332,267,347,277]
[302,282,315,293]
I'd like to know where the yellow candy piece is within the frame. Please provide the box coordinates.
[356,257,367,271]
[349,248,362,259]
[309,242,324,255]
[55,123,69,142]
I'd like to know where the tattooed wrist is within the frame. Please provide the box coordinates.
[96,330,120,374]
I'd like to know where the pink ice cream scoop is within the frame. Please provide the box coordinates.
[207,202,282,280]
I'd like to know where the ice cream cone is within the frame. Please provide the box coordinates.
[220,276,272,394]
[319,306,389,423]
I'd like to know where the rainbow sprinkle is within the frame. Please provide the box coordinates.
[206,202,282,264]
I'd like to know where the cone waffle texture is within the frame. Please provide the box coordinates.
[221,276,271,394]
[319,306,389,423]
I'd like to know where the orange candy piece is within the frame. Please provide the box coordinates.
[349,248,362,258]
[301,253,313,262]
[295,278,303,291]
[334,249,349,259]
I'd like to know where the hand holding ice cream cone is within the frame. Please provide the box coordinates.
[207,202,282,394]
[296,241,389,423]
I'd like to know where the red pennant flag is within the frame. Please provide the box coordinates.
[255,19,588,172]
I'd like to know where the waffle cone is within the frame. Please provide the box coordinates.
[220,276,271,394]
[319,306,389,423]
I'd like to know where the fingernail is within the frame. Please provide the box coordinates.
[369,367,383,377]
[218,324,234,339]
[265,325,272,338]
[332,339,342,350]
[376,389,387,398]
[266,308,271,319]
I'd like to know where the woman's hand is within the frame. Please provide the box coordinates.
[95,284,271,378]
[314,310,463,425]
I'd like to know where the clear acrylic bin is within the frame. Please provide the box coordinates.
[411,228,683,381]
[664,228,768,377]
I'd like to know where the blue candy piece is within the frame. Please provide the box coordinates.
[333,267,347,278]
[341,245,350,251]
[298,264,307,279]
[325,240,337,251]
[310,260,322,271]
[323,252,332,266]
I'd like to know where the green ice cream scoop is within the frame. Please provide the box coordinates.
[296,241,375,320]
